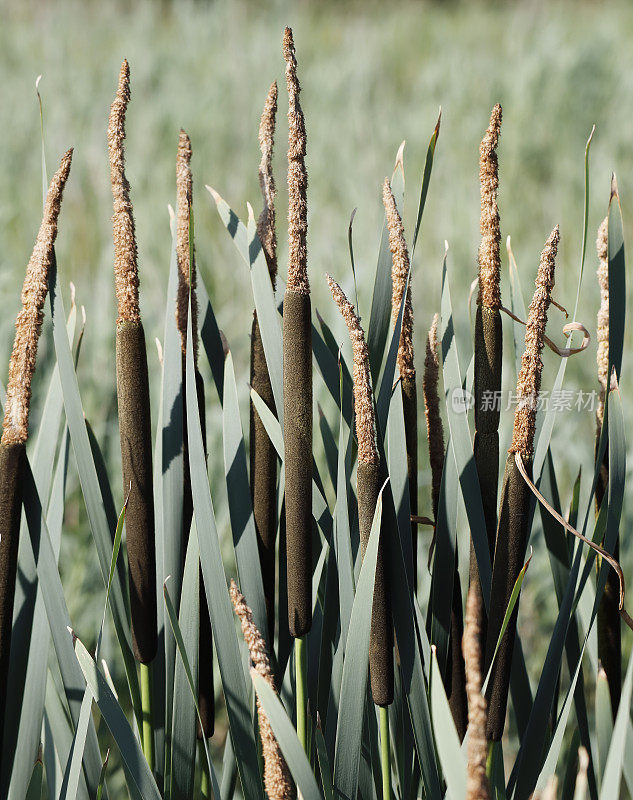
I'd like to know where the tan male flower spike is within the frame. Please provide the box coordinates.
[326,275,377,466]
[383,177,414,381]
[230,581,293,800]
[108,59,140,325]
[176,128,198,362]
[423,313,444,520]
[2,148,73,445]
[283,26,309,295]
[596,216,609,427]
[478,104,502,310]
[258,80,278,284]
[510,225,560,457]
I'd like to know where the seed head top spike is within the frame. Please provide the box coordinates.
[176,129,198,363]
[510,225,560,457]
[423,313,445,520]
[108,59,140,324]
[2,149,73,445]
[478,104,502,310]
[463,584,491,800]
[326,275,378,465]
[258,81,278,286]
[230,581,293,800]
[383,177,415,380]
[283,26,309,294]
[596,216,609,426]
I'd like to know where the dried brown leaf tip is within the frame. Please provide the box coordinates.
[596,216,609,426]
[510,225,560,457]
[230,581,293,800]
[383,177,414,380]
[326,275,378,465]
[108,59,140,324]
[2,149,73,445]
[176,129,198,362]
[423,313,445,520]
[478,104,502,310]
[258,81,278,287]
[283,27,309,295]
[463,583,491,800]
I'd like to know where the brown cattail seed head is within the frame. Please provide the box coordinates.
[258,81,278,287]
[176,129,198,363]
[463,583,491,800]
[2,149,73,445]
[510,225,559,457]
[596,216,609,426]
[230,581,293,800]
[478,104,502,310]
[326,275,378,465]
[283,27,309,294]
[423,313,445,520]
[383,178,415,381]
[108,60,140,324]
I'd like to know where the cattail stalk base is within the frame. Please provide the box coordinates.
[0,440,25,762]
[357,461,394,708]
[250,312,278,643]
[283,290,312,638]
[379,705,391,800]
[484,452,532,741]
[447,572,468,740]
[116,320,157,663]
[140,661,154,770]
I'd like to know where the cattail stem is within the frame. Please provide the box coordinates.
[295,636,308,755]
[327,275,393,708]
[484,225,559,741]
[423,314,466,734]
[283,27,312,640]
[109,61,157,665]
[380,705,391,800]
[401,376,418,585]
[472,105,503,672]
[140,661,154,769]
[595,215,620,717]
[252,80,279,645]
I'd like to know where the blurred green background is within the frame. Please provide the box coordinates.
[2,0,633,751]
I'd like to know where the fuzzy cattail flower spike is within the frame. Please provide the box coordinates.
[231,581,293,800]
[595,215,620,717]
[383,178,419,588]
[283,26,312,754]
[472,105,503,668]
[422,313,468,739]
[327,275,394,708]
[109,60,157,667]
[109,62,157,766]
[175,128,214,739]
[251,81,279,645]
[484,225,559,741]
[0,147,72,764]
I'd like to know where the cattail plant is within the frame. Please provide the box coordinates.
[282,26,312,751]
[422,314,468,739]
[0,147,72,764]
[327,276,393,706]
[383,178,418,588]
[463,583,491,800]
[109,61,157,767]
[230,581,292,800]
[472,104,503,667]
[176,128,214,739]
[484,225,560,741]
[595,215,621,716]
[327,274,393,799]
[251,81,279,645]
